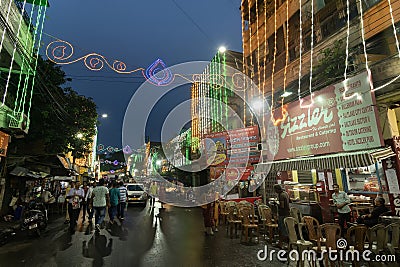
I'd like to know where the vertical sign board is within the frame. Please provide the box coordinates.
[204,126,260,180]
[0,131,10,157]
[388,136,400,216]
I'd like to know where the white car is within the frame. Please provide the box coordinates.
[126,183,148,205]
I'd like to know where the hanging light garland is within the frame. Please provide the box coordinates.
[269,0,287,125]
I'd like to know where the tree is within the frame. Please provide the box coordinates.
[312,40,356,90]
[10,56,98,156]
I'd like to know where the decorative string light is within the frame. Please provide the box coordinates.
[2,0,27,106]
[20,5,47,126]
[25,4,48,125]
[281,0,290,108]
[262,0,267,139]
[241,1,247,126]
[300,0,315,108]
[247,0,254,125]
[269,0,287,125]
[355,0,375,96]
[297,0,303,104]
[15,2,37,117]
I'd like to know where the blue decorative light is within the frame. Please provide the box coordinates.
[144,59,173,86]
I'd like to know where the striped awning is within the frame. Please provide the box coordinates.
[255,147,395,173]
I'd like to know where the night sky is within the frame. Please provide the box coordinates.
[41,0,243,148]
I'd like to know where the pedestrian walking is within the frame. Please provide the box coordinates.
[64,182,74,224]
[108,181,120,226]
[91,179,110,233]
[86,181,95,225]
[81,182,89,223]
[66,181,84,233]
[274,184,290,248]
[149,182,158,206]
[117,181,127,220]
[332,183,351,234]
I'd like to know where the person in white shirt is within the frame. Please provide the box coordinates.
[85,181,94,225]
[67,181,84,233]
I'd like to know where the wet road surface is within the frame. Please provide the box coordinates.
[0,201,295,267]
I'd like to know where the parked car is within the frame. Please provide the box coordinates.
[126,183,148,205]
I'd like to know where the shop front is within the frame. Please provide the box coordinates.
[255,72,398,223]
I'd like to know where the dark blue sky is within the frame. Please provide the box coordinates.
[42,0,242,148]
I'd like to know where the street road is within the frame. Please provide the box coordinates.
[0,202,278,267]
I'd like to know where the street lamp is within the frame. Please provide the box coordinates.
[218,46,227,53]
[101,113,108,118]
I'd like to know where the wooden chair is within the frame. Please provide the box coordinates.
[314,223,341,267]
[290,206,303,223]
[258,205,268,239]
[219,201,229,225]
[264,207,279,243]
[284,217,313,267]
[367,224,386,253]
[346,225,368,267]
[239,206,260,243]
[385,223,400,255]
[302,216,325,245]
[226,205,241,238]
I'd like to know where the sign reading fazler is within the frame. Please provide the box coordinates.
[273,71,383,160]
[204,126,260,166]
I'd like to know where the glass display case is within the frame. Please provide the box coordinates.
[283,182,318,203]
[347,163,388,194]
[283,182,323,223]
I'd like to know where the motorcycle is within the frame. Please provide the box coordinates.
[21,200,48,237]
[0,227,16,246]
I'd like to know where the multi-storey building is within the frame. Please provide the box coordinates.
[0,0,49,213]
[242,0,400,215]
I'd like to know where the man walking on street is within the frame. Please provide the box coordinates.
[85,181,95,225]
[91,179,109,233]
[67,181,84,234]
[117,181,127,220]
[108,181,120,226]
[149,182,158,206]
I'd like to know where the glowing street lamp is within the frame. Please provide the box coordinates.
[218,46,227,53]
[101,113,108,118]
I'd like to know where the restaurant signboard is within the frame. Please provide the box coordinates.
[272,72,383,160]
[204,126,260,166]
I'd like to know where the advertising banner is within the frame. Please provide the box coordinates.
[204,126,260,166]
[0,131,9,157]
[273,72,383,160]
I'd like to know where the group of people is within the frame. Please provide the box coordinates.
[331,183,389,229]
[271,183,390,248]
[64,179,128,234]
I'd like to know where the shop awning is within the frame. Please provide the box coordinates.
[255,147,396,173]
